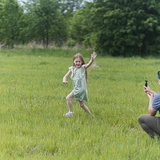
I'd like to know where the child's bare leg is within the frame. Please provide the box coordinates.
[66,92,73,112]
[79,101,94,116]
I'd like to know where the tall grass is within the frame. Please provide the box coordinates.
[0,49,160,159]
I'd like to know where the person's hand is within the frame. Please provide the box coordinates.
[144,86,154,100]
[63,80,68,84]
[91,52,97,61]
[144,86,151,94]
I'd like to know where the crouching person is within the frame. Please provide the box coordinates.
[138,71,160,139]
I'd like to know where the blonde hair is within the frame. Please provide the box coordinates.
[72,53,88,82]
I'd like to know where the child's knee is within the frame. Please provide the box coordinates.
[66,96,70,101]
[79,102,85,108]
[79,101,84,107]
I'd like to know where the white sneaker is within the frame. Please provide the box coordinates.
[63,111,74,117]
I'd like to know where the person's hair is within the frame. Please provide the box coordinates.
[73,53,88,82]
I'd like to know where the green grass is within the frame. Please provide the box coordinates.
[0,49,160,159]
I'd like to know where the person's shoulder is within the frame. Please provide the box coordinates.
[155,92,160,96]
[69,66,73,69]
[69,66,74,71]
[153,93,160,103]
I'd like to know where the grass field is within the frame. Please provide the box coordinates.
[0,49,160,160]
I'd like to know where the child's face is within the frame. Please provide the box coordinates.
[73,57,82,68]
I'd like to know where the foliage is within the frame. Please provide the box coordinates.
[70,2,97,49]
[0,0,23,48]
[1,0,160,56]
[25,0,68,47]
[70,9,86,43]
[89,0,160,56]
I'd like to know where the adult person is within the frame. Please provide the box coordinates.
[138,71,160,139]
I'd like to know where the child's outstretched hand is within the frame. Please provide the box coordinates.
[63,80,68,84]
[91,52,97,61]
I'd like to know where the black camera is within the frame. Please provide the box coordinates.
[145,80,148,87]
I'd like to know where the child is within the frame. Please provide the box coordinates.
[62,52,97,117]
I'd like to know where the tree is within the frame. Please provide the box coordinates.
[70,9,86,43]
[0,1,4,45]
[88,0,160,56]
[0,0,23,48]
[24,0,68,47]
[69,2,96,48]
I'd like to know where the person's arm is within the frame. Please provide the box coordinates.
[147,93,157,116]
[84,52,97,69]
[63,70,71,84]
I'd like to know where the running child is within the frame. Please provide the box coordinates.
[62,52,97,117]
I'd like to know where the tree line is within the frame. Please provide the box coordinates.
[0,0,160,57]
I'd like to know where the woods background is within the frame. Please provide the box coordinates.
[0,0,160,57]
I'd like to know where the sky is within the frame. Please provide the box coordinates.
[18,0,94,7]
[18,0,93,3]
[18,0,93,4]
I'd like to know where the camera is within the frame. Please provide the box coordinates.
[145,80,148,87]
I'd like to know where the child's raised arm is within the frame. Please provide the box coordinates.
[63,70,71,84]
[84,52,97,69]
